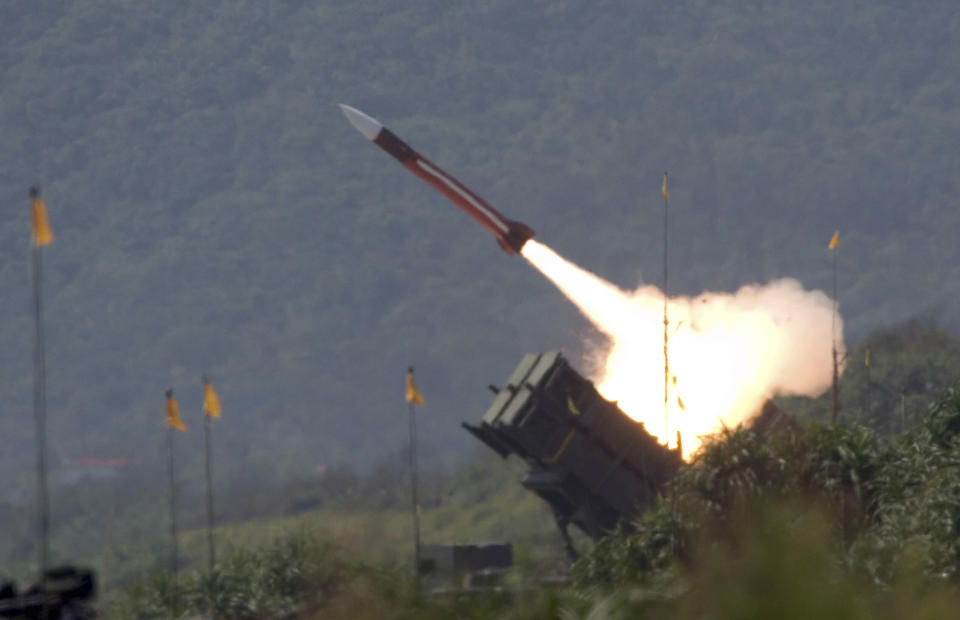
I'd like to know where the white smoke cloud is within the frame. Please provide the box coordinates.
[521,240,844,457]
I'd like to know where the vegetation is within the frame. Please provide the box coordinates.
[573,387,960,605]
[107,533,348,619]
[2,318,959,614]
[3,1,960,615]
[105,384,960,618]
[1,0,960,487]
[0,447,570,589]
[779,317,960,430]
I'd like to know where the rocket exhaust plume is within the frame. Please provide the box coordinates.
[520,239,844,459]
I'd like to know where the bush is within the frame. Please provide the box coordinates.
[107,530,349,619]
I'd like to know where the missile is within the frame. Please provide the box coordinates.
[339,104,535,255]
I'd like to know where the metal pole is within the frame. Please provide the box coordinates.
[204,414,216,572]
[31,245,51,619]
[167,426,179,608]
[408,400,421,577]
[831,248,839,424]
[204,413,217,619]
[663,173,670,442]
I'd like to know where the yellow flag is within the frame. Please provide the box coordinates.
[165,390,187,432]
[30,187,54,246]
[405,367,425,405]
[661,172,669,202]
[203,377,222,418]
[828,230,839,250]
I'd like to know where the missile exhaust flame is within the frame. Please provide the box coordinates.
[520,239,844,459]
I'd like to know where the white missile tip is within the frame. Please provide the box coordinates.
[339,104,383,141]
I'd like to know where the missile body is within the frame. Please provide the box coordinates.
[340,104,535,255]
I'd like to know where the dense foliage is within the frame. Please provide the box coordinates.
[110,387,960,618]
[1,0,959,489]
[575,386,960,591]
[107,533,345,619]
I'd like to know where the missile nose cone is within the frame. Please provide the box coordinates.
[339,104,383,141]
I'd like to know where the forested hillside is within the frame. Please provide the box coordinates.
[1,0,958,495]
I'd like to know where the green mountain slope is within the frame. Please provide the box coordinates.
[0,0,958,487]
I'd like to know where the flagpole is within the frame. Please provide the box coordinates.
[204,412,216,573]
[199,376,221,618]
[163,388,188,614]
[407,367,421,578]
[831,243,839,424]
[31,232,51,615]
[662,172,670,443]
[166,416,179,594]
[404,366,425,578]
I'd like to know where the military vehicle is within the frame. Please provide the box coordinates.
[0,566,96,619]
[464,352,683,557]
[418,543,513,590]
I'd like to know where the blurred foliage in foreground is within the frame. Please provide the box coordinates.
[575,385,960,595]
[110,383,960,618]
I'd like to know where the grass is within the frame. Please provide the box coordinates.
[85,450,575,614]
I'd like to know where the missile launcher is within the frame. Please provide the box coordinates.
[464,352,682,554]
